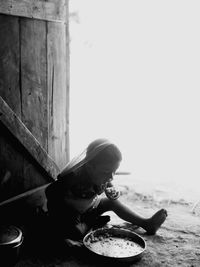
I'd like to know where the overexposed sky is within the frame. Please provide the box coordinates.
[69,1,200,189]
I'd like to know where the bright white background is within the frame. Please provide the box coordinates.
[69,1,200,202]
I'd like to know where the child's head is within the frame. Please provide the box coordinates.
[85,138,122,186]
[58,138,122,183]
[86,139,122,165]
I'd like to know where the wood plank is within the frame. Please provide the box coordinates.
[0,96,59,180]
[0,183,49,208]
[0,0,66,23]
[0,15,21,118]
[0,125,24,201]
[20,18,48,150]
[47,16,70,169]
[0,123,49,204]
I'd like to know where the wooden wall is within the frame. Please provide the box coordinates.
[0,0,69,211]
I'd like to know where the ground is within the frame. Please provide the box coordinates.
[15,178,200,267]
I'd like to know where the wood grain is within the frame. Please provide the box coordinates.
[20,18,48,150]
[0,15,21,117]
[47,18,69,169]
[0,96,59,180]
[0,0,66,23]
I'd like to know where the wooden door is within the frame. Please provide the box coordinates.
[0,0,69,204]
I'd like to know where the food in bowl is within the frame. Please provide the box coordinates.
[85,233,143,257]
[83,227,146,262]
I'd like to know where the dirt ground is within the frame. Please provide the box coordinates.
[15,179,200,267]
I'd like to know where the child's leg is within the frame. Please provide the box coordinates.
[48,203,89,240]
[95,198,167,235]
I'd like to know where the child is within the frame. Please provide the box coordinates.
[45,138,167,246]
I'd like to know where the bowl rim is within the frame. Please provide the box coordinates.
[83,226,146,261]
[0,225,23,246]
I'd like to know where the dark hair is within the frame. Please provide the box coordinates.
[88,143,122,166]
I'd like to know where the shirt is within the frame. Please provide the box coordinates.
[45,166,103,214]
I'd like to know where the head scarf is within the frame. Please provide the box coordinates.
[58,138,122,179]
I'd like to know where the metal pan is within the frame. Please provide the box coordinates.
[83,227,146,263]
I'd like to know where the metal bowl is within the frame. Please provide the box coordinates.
[83,227,146,263]
[0,225,23,267]
[0,225,22,246]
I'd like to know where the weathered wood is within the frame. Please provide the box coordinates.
[0,96,59,180]
[20,18,48,150]
[0,124,50,204]
[47,16,70,169]
[0,1,69,209]
[0,15,21,118]
[0,125,24,201]
[0,183,50,208]
[0,0,66,23]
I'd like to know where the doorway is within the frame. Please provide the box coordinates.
[69,0,200,203]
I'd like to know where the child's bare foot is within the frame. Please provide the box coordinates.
[144,209,168,235]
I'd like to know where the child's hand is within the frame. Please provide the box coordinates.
[105,186,120,200]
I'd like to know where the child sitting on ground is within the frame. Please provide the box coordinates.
[45,138,167,246]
